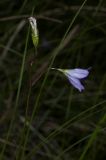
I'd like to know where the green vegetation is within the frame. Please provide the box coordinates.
[0,0,106,159]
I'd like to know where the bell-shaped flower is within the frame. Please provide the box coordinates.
[52,68,90,92]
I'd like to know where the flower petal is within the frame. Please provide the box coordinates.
[67,75,84,92]
[65,68,89,79]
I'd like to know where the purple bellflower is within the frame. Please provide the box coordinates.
[52,68,90,92]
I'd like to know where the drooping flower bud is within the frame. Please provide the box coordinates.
[28,17,39,47]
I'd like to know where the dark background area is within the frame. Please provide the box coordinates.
[0,0,106,159]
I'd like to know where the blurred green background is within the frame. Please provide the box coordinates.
[0,0,106,159]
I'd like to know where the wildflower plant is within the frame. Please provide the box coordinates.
[28,17,90,92]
